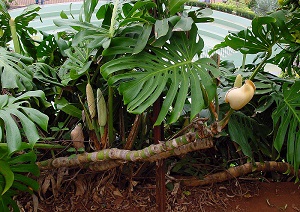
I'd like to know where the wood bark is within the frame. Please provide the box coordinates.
[180,161,299,186]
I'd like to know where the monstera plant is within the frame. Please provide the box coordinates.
[0,1,40,55]
[101,24,220,125]
[1,0,300,210]
[210,6,300,173]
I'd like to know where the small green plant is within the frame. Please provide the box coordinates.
[0,145,39,212]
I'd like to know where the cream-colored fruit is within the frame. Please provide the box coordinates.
[225,80,256,110]
[86,83,96,119]
[97,88,107,127]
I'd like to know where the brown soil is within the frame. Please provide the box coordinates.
[223,182,300,212]
[17,171,300,212]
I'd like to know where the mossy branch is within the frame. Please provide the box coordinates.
[37,123,213,170]
[89,137,214,171]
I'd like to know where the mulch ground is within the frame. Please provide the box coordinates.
[16,169,300,212]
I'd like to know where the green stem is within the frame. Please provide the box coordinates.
[249,51,271,81]
[108,86,114,145]
[242,54,246,70]
[0,143,65,149]
[218,108,234,129]
[49,53,54,66]
[9,18,21,54]
[100,126,105,138]
[34,143,65,149]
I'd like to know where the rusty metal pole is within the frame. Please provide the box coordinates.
[150,0,166,210]
[153,98,166,212]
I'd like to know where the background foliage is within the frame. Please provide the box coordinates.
[0,0,300,209]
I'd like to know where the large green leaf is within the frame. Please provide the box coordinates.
[155,19,169,39]
[54,97,82,118]
[36,34,64,65]
[14,4,41,35]
[168,0,187,16]
[0,92,49,153]
[14,173,39,191]
[210,10,291,55]
[228,112,271,159]
[0,4,40,55]
[20,107,49,131]
[228,113,255,158]
[0,0,8,14]
[8,151,36,164]
[101,24,220,125]
[0,160,13,195]
[0,1,10,47]
[79,0,98,22]
[30,63,64,87]
[58,47,92,85]
[272,81,300,172]
[14,5,41,56]
[54,18,108,33]
[0,47,34,91]
[55,0,155,54]
[15,90,50,108]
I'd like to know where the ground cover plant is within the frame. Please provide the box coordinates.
[0,0,300,211]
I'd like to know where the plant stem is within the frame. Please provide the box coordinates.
[108,86,114,145]
[34,143,65,149]
[249,51,271,81]
[242,54,246,70]
[109,0,119,37]
[0,143,65,149]
[92,119,101,141]
[9,18,21,54]
[37,127,213,170]
[214,93,219,120]
[218,108,234,130]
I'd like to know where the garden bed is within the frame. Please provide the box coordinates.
[17,173,300,211]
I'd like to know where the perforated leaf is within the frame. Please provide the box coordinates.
[101,24,220,125]
[58,47,92,85]
[210,10,291,55]
[272,81,300,172]
[0,47,34,91]
[0,92,49,153]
